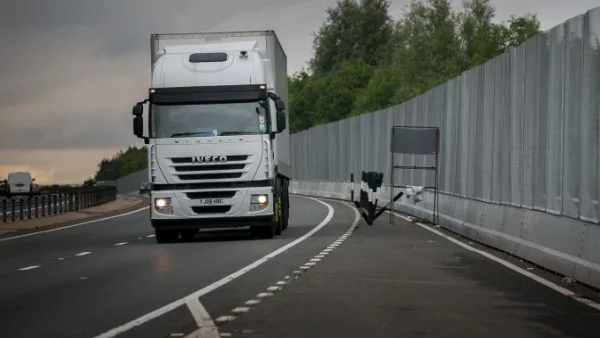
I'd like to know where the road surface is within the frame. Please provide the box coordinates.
[0,196,352,338]
[0,195,598,338]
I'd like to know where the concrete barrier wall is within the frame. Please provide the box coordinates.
[289,180,600,289]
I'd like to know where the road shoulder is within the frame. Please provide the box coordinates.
[0,194,148,239]
[218,210,600,338]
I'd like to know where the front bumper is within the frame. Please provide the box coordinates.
[150,186,274,229]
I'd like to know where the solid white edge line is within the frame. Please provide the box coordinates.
[0,206,150,242]
[92,196,335,338]
[388,211,600,311]
[184,296,219,338]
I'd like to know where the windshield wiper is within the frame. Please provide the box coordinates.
[220,131,260,136]
[171,132,213,137]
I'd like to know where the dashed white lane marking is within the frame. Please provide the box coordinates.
[245,299,260,306]
[388,212,600,312]
[75,252,92,257]
[220,333,232,337]
[257,292,274,298]
[114,242,128,246]
[58,258,65,261]
[231,307,250,314]
[0,206,149,242]
[146,234,156,238]
[92,196,335,338]
[215,316,236,323]
[210,201,361,327]
[18,265,40,271]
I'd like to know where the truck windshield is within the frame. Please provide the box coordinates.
[151,101,268,138]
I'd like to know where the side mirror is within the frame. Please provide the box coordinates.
[276,111,286,132]
[274,98,286,112]
[133,103,143,116]
[133,115,144,138]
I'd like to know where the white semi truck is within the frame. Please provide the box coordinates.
[132,31,291,243]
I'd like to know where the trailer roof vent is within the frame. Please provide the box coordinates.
[189,52,228,63]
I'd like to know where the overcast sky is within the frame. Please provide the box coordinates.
[0,0,598,184]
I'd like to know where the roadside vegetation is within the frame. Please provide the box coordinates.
[289,0,540,132]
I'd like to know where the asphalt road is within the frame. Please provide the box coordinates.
[2,194,598,338]
[0,195,354,338]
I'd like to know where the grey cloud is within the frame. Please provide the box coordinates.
[0,113,137,151]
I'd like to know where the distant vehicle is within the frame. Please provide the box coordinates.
[131,30,291,243]
[5,172,40,198]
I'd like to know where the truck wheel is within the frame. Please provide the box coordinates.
[282,180,289,231]
[274,196,283,235]
[274,179,283,235]
[155,229,178,243]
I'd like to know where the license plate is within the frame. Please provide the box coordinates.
[198,198,225,205]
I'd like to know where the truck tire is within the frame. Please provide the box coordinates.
[155,229,178,243]
[274,177,285,235]
[282,179,289,231]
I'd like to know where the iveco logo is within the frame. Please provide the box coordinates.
[192,155,227,163]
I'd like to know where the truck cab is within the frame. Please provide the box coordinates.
[132,31,291,243]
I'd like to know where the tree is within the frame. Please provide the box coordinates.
[502,14,541,48]
[92,146,147,182]
[289,0,541,132]
[310,0,394,74]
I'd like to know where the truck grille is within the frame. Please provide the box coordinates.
[169,155,251,182]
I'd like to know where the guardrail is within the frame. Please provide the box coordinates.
[0,187,117,224]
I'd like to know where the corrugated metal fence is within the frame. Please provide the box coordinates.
[291,7,600,225]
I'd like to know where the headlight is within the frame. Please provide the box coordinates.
[154,197,173,214]
[249,194,268,211]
